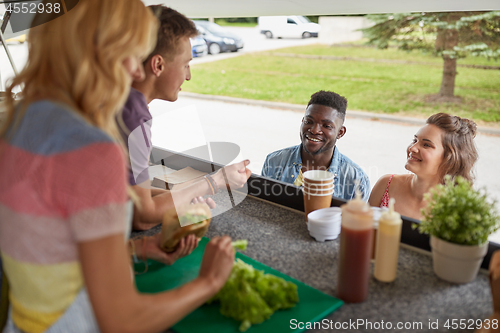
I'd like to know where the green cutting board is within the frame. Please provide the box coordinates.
[134,238,343,333]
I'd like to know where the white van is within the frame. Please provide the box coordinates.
[258,16,320,39]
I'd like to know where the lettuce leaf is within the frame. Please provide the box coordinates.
[208,259,299,331]
[231,239,248,251]
[179,213,208,225]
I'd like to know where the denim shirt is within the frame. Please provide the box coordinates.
[261,145,370,201]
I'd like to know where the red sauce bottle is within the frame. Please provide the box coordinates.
[337,189,374,303]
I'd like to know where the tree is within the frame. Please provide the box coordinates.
[362,12,500,101]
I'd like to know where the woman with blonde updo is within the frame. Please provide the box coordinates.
[369,113,478,220]
[0,1,235,332]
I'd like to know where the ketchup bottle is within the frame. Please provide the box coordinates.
[337,186,373,303]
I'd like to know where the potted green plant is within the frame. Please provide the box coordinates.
[417,175,500,284]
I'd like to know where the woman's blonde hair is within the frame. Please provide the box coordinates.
[1,0,158,141]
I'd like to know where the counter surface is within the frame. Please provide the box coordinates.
[133,191,492,333]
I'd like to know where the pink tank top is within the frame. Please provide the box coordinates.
[380,174,394,208]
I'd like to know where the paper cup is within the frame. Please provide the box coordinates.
[303,188,333,222]
[303,170,334,184]
[303,187,333,195]
[304,188,334,196]
[304,185,334,195]
[304,182,334,192]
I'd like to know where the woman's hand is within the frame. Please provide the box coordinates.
[476,250,500,333]
[139,234,199,266]
[213,160,251,192]
[198,236,235,292]
[490,250,500,313]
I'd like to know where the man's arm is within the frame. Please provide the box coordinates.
[131,177,212,229]
[261,154,282,180]
[361,173,371,202]
[132,160,251,229]
[149,177,211,194]
[150,188,168,197]
[261,155,271,178]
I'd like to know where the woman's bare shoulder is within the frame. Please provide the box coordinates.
[369,174,394,206]
[376,174,411,193]
[375,174,395,186]
[391,174,413,186]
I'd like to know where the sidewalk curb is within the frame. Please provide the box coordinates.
[180,92,500,136]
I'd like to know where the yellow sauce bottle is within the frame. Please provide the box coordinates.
[374,198,402,282]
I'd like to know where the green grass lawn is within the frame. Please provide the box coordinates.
[184,44,500,124]
[272,44,500,67]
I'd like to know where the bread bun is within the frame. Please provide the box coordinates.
[160,203,211,253]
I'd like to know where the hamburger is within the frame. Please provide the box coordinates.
[160,202,212,253]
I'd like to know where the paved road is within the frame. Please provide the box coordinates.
[191,26,319,64]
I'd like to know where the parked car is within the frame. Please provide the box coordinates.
[192,20,244,55]
[258,16,320,39]
[190,35,208,57]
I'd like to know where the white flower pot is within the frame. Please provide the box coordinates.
[430,236,488,284]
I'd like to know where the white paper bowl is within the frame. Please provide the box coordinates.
[307,207,342,242]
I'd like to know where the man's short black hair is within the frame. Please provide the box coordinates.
[307,90,347,120]
[146,5,198,62]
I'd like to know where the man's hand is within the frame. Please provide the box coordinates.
[213,160,251,191]
[140,234,199,265]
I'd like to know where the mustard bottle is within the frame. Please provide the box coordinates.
[374,198,402,282]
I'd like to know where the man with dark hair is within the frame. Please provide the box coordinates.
[130,5,198,104]
[261,90,369,200]
[118,6,251,232]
